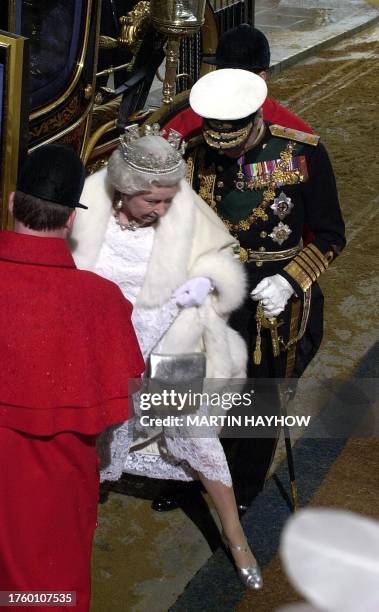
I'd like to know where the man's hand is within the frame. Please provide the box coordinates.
[250,274,294,317]
[173,277,213,308]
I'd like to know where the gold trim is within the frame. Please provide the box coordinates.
[82,119,116,165]
[285,297,302,377]
[29,94,81,139]
[282,286,312,353]
[269,124,320,147]
[221,142,297,232]
[119,1,151,53]
[0,34,26,230]
[28,103,93,152]
[186,150,196,187]
[307,243,329,269]
[79,113,93,160]
[30,0,93,120]
[243,244,302,263]
[143,90,191,126]
[203,122,253,150]
[285,242,331,291]
[87,158,109,176]
[301,248,325,275]
[284,260,313,292]
[296,253,318,282]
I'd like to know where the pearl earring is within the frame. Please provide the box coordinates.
[115,199,123,211]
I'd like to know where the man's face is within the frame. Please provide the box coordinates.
[203,114,256,152]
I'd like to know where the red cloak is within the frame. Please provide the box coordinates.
[0,231,144,611]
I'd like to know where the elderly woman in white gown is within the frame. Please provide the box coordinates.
[70,126,262,589]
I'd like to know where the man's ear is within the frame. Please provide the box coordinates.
[258,70,268,81]
[8,192,15,214]
[65,209,76,231]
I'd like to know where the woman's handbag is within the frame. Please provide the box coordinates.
[146,352,206,416]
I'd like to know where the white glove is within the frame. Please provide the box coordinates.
[173,277,213,308]
[250,274,294,317]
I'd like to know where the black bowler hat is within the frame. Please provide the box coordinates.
[206,24,270,72]
[17,144,88,209]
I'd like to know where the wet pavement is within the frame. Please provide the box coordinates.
[91,11,379,612]
[256,0,379,72]
[147,0,379,107]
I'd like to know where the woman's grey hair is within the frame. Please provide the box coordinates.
[107,135,187,195]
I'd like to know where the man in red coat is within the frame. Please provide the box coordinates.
[164,24,312,140]
[0,145,144,611]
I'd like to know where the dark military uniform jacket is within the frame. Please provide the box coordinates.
[187,123,346,378]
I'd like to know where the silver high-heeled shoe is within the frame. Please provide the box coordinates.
[222,532,263,590]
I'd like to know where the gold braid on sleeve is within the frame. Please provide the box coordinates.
[284,243,331,292]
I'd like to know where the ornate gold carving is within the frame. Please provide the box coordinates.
[151,1,206,104]
[99,36,118,49]
[119,1,151,53]
[29,95,81,139]
[87,158,109,176]
[162,36,182,105]
[84,84,93,100]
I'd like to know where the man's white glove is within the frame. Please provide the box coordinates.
[173,277,213,308]
[250,274,294,317]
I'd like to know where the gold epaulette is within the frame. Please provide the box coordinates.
[269,124,320,147]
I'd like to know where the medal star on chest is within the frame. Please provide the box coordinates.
[198,141,307,234]
[269,222,292,245]
[270,191,294,220]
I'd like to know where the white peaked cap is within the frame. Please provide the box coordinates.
[278,508,379,612]
[189,68,268,120]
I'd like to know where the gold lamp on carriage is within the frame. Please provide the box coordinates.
[150,0,206,104]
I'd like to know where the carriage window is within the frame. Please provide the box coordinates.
[21,0,82,110]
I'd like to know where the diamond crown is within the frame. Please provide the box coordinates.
[119,123,186,174]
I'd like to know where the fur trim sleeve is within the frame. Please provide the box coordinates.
[189,249,247,315]
[188,188,247,315]
[69,167,113,269]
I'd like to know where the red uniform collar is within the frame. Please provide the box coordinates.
[0,230,76,268]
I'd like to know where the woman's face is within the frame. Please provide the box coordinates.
[120,184,178,226]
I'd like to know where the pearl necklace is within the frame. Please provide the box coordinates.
[114,214,140,232]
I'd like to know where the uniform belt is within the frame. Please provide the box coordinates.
[239,244,302,263]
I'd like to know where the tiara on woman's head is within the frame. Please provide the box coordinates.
[118,123,186,174]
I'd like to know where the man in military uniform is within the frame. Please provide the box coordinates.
[164,24,312,142]
[187,68,346,509]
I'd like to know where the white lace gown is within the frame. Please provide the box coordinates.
[94,215,232,487]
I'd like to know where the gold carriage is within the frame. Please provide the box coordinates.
[0,1,255,228]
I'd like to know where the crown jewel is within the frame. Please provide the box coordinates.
[119,123,186,174]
